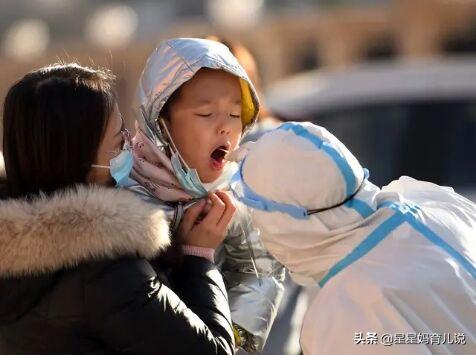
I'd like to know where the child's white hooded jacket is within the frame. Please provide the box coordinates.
[231,121,476,354]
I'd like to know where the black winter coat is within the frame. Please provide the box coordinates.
[0,186,234,355]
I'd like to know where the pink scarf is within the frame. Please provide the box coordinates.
[131,129,192,202]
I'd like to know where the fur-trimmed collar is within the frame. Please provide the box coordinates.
[0,186,170,277]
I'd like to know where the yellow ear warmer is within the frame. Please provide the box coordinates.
[239,78,258,128]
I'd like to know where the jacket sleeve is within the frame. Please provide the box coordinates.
[84,256,235,355]
[215,203,285,353]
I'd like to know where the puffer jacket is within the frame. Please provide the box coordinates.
[0,185,234,355]
[134,38,284,352]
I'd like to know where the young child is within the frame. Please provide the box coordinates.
[130,38,284,352]
[229,121,476,354]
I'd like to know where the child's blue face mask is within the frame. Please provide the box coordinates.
[159,117,208,198]
[159,117,235,198]
[170,151,208,197]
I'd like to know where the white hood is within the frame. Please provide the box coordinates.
[230,121,385,285]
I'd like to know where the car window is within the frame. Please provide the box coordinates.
[307,100,476,192]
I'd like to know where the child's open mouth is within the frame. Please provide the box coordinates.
[210,145,229,171]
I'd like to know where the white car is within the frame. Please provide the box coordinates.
[266,58,476,201]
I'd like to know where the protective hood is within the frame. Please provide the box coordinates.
[231,121,378,225]
[136,38,260,146]
[230,121,383,285]
[231,122,476,289]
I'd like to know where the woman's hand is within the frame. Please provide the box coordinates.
[178,191,236,249]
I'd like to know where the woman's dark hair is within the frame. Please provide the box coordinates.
[2,63,116,198]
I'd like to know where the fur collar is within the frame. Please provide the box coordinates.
[0,186,170,277]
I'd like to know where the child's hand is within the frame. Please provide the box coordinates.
[177,191,236,249]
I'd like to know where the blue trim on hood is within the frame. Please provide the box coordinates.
[278,122,374,218]
[230,160,309,219]
[278,122,357,197]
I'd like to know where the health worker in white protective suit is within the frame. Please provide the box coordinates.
[228,121,476,355]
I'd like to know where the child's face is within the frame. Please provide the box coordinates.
[165,69,243,183]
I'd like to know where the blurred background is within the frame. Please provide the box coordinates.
[0,1,475,354]
[1,0,475,192]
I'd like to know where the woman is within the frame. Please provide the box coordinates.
[0,63,235,354]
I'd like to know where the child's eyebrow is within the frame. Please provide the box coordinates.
[194,99,242,105]
[195,99,212,105]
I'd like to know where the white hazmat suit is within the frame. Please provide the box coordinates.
[230,121,476,354]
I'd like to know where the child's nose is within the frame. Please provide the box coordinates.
[219,126,231,135]
[218,116,233,135]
